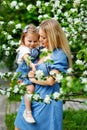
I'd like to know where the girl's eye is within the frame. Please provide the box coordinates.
[28,40,31,42]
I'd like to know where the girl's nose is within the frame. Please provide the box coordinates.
[30,42,35,47]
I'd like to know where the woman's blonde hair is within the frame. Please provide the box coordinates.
[39,19,72,68]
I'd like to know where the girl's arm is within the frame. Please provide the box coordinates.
[23,54,36,71]
[28,70,59,86]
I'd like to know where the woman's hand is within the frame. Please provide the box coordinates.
[28,70,35,78]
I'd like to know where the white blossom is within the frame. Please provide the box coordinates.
[66,76,72,81]
[0,21,4,25]
[15,5,19,10]
[7,35,12,40]
[11,1,17,8]
[2,44,6,49]
[0,89,5,95]
[27,4,32,11]
[36,1,41,7]
[53,92,60,100]
[84,85,87,92]
[45,2,49,6]
[73,0,80,6]
[19,2,23,6]
[60,88,64,94]
[12,29,16,33]
[83,71,87,76]
[35,70,44,80]
[43,14,49,18]
[81,78,87,84]
[67,68,73,74]
[41,48,48,53]
[55,73,63,83]
[38,15,43,20]
[44,95,52,104]
[5,51,10,56]
[13,85,19,93]
[33,94,41,101]
[15,23,22,29]
[76,59,84,65]
[6,92,10,97]
[8,21,14,25]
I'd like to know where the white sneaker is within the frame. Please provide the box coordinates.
[23,110,35,123]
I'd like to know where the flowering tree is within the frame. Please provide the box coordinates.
[0,0,87,103]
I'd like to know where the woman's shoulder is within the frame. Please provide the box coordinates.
[52,48,67,59]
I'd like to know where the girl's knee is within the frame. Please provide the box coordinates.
[15,126,20,130]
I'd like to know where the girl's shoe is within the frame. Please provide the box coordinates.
[23,110,35,123]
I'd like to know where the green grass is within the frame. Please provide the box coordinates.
[5,109,87,130]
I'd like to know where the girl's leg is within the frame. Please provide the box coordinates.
[23,84,35,123]
[15,126,20,130]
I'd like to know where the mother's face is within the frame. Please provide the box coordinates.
[39,28,48,48]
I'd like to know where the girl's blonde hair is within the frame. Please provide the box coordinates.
[39,19,72,68]
[20,24,39,45]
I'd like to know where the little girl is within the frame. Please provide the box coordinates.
[16,24,40,123]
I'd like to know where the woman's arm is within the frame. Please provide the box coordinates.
[28,70,59,86]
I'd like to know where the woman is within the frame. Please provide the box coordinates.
[14,18,72,130]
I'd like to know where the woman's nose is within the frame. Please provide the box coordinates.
[39,37,42,42]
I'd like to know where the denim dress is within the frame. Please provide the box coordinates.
[14,48,68,130]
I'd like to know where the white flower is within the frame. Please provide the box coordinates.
[5,51,10,56]
[45,2,49,6]
[70,8,77,13]
[6,91,11,97]
[35,70,44,80]
[44,95,52,104]
[36,1,41,7]
[67,68,73,74]
[2,44,6,49]
[7,87,12,92]
[41,48,48,53]
[12,29,16,33]
[19,89,24,94]
[82,34,86,39]
[55,73,63,83]
[57,9,61,15]
[11,1,17,8]
[15,5,19,9]
[8,21,14,25]
[7,35,12,40]
[49,71,55,76]
[0,21,4,25]
[66,76,72,81]
[83,71,87,76]
[60,88,64,94]
[33,94,41,101]
[84,85,87,92]
[27,4,32,11]
[43,14,49,18]
[53,92,60,100]
[0,89,5,95]
[76,59,84,65]
[13,85,19,93]
[38,15,43,20]
[19,2,23,6]
[15,23,22,29]
[73,0,80,6]
[81,78,87,84]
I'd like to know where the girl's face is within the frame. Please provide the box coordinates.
[24,33,39,48]
[39,29,48,48]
